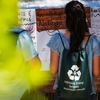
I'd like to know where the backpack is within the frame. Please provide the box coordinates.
[57,33,92,100]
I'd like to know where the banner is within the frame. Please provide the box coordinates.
[36,7,91,31]
[19,9,37,48]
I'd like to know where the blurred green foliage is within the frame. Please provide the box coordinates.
[0,0,19,69]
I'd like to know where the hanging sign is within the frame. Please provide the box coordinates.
[36,7,91,31]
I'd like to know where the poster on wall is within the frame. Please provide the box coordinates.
[91,7,100,38]
[18,8,37,48]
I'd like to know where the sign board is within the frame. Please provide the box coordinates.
[36,7,91,31]
[18,9,37,48]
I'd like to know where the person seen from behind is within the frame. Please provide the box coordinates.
[10,27,42,100]
[47,1,100,100]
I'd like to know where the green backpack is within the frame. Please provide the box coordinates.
[57,33,92,100]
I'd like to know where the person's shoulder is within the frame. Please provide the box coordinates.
[51,32,67,42]
[17,28,30,38]
[53,32,67,38]
[10,27,24,33]
[53,32,60,37]
[90,34,100,48]
[91,34,100,42]
[47,32,62,46]
[51,32,61,40]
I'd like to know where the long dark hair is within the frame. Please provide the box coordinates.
[65,1,90,55]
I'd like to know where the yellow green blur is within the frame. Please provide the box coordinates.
[0,0,51,99]
[30,70,52,90]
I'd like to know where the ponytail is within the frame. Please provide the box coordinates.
[65,1,89,55]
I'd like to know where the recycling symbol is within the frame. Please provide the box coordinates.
[67,65,81,81]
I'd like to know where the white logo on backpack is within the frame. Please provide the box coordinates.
[67,65,81,81]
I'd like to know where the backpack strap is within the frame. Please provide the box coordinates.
[58,33,91,50]
[9,27,26,35]
[84,35,91,49]
[58,32,66,49]
[13,29,26,34]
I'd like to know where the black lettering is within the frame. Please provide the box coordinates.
[39,20,62,27]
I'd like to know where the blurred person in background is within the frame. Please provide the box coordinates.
[0,0,41,100]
